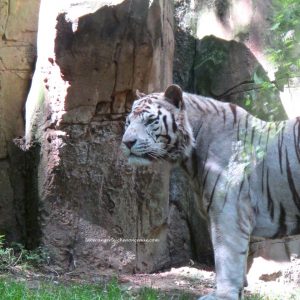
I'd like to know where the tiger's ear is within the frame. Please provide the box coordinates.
[136,90,146,99]
[164,84,183,109]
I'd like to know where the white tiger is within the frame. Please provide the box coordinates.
[121,84,300,299]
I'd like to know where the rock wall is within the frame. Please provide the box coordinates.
[25,0,186,274]
[0,0,40,243]
[1,0,299,276]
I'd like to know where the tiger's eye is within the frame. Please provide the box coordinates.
[145,118,155,126]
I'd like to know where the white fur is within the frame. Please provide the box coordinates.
[122,88,300,300]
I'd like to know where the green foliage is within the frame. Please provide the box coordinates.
[268,0,300,87]
[242,0,300,120]
[0,279,192,300]
[194,48,226,70]
[0,235,49,271]
[0,279,115,300]
[104,278,123,299]
[0,277,299,300]
[241,69,282,121]
[138,287,161,300]
[137,287,190,300]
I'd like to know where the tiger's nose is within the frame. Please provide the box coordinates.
[124,139,137,150]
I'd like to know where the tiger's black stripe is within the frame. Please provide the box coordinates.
[273,203,287,238]
[291,215,300,235]
[202,166,211,191]
[261,158,265,193]
[222,107,226,124]
[206,98,220,115]
[266,169,274,220]
[278,125,285,174]
[193,121,203,141]
[190,98,206,113]
[237,119,241,140]
[171,114,177,132]
[223,186,229,209]
[207,172,222,213]
[250,126,255,145]
[237,176,245,202]
[191,148,199,179]
[286,148,300,210]
[229,103,237,125]
[163,115,168,135]
[261,125,272,195]
[243,114,250,144]
[200,146,210,184]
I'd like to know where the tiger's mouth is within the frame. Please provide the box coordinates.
[129,153,154,161]
[130,153,153,159]
[128,153,153,166]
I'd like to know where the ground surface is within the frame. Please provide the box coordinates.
[2,259,300,299]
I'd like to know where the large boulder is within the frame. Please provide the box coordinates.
[174,0,287,121]
[192,35,286,121]
[248,235,300,286]
[25,0,184,274]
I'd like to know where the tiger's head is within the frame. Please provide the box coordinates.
[121,84,194,166]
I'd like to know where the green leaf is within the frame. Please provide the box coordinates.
[271,22,280,31]
[245,98,251,106]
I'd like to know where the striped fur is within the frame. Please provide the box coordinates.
[122,85,300,300]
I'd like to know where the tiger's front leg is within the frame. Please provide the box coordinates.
[198,204,253,300]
